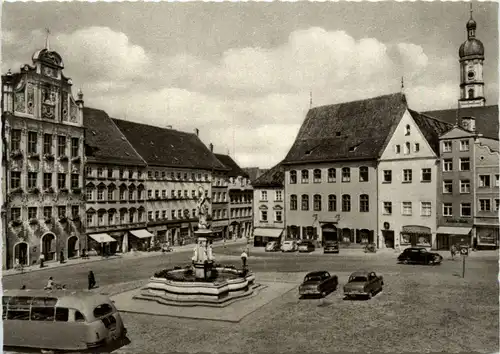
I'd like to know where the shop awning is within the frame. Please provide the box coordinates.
[254,228,283,238]
[88,233,116,243]
[436,227,472,235]
[130,229,154,238]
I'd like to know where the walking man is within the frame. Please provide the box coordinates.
[450,244,457,260]
[39,253,45,268]
[60,249,65,264]
[241,249,248,269]
[88,271,96,290]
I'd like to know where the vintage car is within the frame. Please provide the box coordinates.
[343,270,383,299]
[323,241,339,254]
[281,240,298,252]
[299,271,338,298]
[397,247,443,265]
[298,240,315,253]
[265,241,280,252]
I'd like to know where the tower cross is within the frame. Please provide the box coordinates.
[45,28,51,51]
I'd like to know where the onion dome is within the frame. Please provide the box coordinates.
[459,38,485,58]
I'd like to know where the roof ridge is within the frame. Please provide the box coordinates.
[112,117,196,137]
[410,109,455,127]
[309,92,405,111]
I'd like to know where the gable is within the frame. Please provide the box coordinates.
[440,127,476,140]
[380,109,437,160]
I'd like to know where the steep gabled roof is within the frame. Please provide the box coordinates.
[252,162,285,188]
[83,108,146,166]
[243,167,269,183]
[112,118,227,170]
[214,154,249,178]
[283,93,408,164]
[409,110,454,155]
[423,105,498,140]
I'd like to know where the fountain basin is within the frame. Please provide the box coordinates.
[134,267,257,306]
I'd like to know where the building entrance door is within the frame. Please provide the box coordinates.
[383,230,395,248]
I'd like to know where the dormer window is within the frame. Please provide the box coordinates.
[405,124,411,136]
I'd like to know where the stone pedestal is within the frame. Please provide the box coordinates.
[192,229,216,280]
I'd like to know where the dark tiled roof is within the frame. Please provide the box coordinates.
[243,167,268,183]
[283,93,408,164]
[214,154,249,178]
[83,108,146,166]
[112,118,227,170]
[423,105,498,139]
[252,162,285,188]
[409,110,454,155]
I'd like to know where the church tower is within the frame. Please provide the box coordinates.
[458,6,486,108]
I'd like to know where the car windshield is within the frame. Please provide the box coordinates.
[305,275,322,282]
[349,276,367,282]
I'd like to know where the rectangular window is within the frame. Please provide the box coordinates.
[11,207,21,221]
[261,191,267,201]
[27,172,37,189]
[57,174,66,189]
[28,131,37,154]
[383,202,392,215]
[460,140,470,151]
[177,190,182,198]
[460,203,472,217]
[177,210,182,219]
[414,143,420,152]
[87,214,94,226]
[275,210,282,222]
[148,211,153,220]
[86,166,92,177]
[404,142,410,155]
[58,206,66,218]
[260,210,268,222]
[359,167,369,182]
[108,168,113,178]
[120,189,125,200]
[170,190,175,198]
[496,175,500,187]
[383,170,392,183]
[421,202,432,216]
[460,180,470,193]
[402,202,412,216]
[148,190,152,199]
[162,210,167,219]
[395,145,401,154]
[57,136,66,157]
[71,138,79,157]
[44,206,52,219]
[97,167,103,177]
[43,173,52,189]
[443,159,453,172]
[275,190,282,201]
[421,168,431,182]
[28,207,37,220]
[479,175,491,188]
[341,168,350,182]
[11,171,21,189]
[156,211,160,220]
[98,189,104,201]
[403,169,412,183]
[460,158,470,171]
[120,169,125,179]
[71,206,79,218]
[155,190,160,199]
[170,210,175,219]
[129,170,134,179]
[43,134,52,155]
[495,199,500,211]
[86,188,93,201]
[108,189,113,201]
[11,129,21,151]
[443,203,453,217]
[443,141,452,152]
[342,196,351,212]
[129,190,134,200]
[184,190,188,198]
[71,174,79,188]
[443,180,453,194]
[479,199,491,212]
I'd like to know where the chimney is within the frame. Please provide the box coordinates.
[461,116,476,132]
[194,128,199,137]
[209,143,213,152]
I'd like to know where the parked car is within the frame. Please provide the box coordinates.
[343,270,384,299]
[281,240,298,252]
[299,271,338,298]
[298,240,315,253]
[265,241,280,252]
[397,247,443,265]
[323,241,339,254]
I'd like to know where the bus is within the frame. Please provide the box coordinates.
[3,289,128,352]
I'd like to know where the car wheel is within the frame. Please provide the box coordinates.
[321,291,327,298]
[367,291,372,300]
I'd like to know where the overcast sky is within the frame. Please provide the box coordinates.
[2,2,498,169]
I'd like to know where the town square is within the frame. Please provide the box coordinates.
[1,1,499,353]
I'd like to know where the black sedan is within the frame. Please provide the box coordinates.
[397,247,443,265]
[323,241,339,254]
[299,271,338,298]
[343,270,384,299]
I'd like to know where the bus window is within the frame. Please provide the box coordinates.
[2,296,10,320]
[7,309,30,320]
[55,307,69,322]
[75,310,86,322]
[10,296,33,308]
[31,307,55,321]
[93,304,113,318]
[32,297,58,307]
[7,296,33,320]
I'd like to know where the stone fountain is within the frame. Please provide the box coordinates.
[134,187,257,307]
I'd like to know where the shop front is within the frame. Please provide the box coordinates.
[436,226,472,250]
[476,225,499,249]
[88,233,117,256]
[400,225,432,248]
[129,229,153,251]
[253,228,283,247]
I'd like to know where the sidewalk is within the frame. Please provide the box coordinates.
[2,238,248,277]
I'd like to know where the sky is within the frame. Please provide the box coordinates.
[2,2,498,169]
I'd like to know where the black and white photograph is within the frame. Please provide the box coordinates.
[1,1,499,353]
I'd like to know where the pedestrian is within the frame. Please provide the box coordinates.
[223,237,226,249]
[45,277,54,290]
[88,270,96,290]
[60,249,65,264]
[241,250,248,269]
[39,253,45,268]
[450,244,457,260]
[20,285,26,290]
[473,237,478,251]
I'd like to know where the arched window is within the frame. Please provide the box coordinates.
[359,166,369,182]
[328,195,336,212]
[404,142,410,155]
[342,194,351,212]
[405,124,411,136]
[313,169,322,183]
[313,194,322,211]
[468,89,474,99]
[328,168,336,183]
[342,167,351,182]
[360,194,369,212]
[301,194,309,211]
[301,170,309,184]
[289,170,297,184]
[290,195,297,210]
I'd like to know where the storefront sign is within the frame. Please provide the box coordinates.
[446,219,470,224]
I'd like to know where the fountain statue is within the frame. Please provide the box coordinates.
[191,186,215,279]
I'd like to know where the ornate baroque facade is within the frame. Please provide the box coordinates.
[2,48,85,269]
